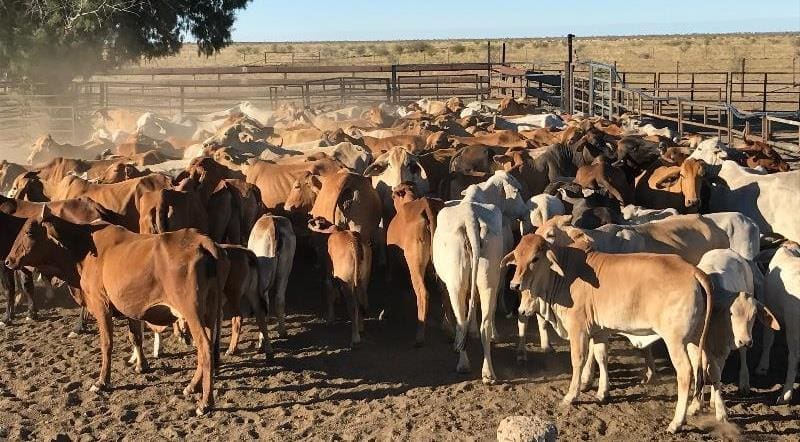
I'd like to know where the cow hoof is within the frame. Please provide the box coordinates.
[755,366,768,376]
[777,392,793,405]
[482,376,496,385]
[542,346,554,354]
[351,341,362,349]
[195,406,209,416]
[580,383,593,393]
[225,349,237,357]
[738,385,750,395]
[560,396,576,408]
[666,422,683,434]
[135,363,148,374]
[687,400,700,416]
[0,321,7,327]
[67,331,79,338]
[596,393,608,403]
[89,383,109,393]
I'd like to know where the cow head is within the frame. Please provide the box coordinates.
[653,158,706,210]
[614,136,660,171]
[534,215,576,245]
[501,234,565,316]
[364,146,429,202]
[727,292,779,348]
[27,135,58,165]
[285,172,322,214]
[186,156,227,201]
[688,137,728,166]
[9,172,47,202]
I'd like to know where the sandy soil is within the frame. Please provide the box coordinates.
[0,275,798,442]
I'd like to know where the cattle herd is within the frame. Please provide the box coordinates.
[0,96,798,434]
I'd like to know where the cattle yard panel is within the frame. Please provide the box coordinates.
[570,61,800,152]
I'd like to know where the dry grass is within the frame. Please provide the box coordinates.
[136,33,800,72]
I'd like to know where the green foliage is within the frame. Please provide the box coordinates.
[0,0,251,89]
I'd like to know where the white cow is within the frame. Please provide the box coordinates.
[495,113,565,131]
[136,112,197,141]
[688,249,780,421]
[432,202,504,384]
[247,215,297,338]
[757,241,800,404]
[529,194,566,229]
[689,138,800,242]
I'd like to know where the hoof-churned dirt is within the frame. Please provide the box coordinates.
[0,289,798,441]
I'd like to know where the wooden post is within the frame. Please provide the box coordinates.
[762,115,770,143]
[762,73,768,113]
[487,41,492,97]
[676,61,679,87]
[264,52,267,64]
[340,77,345,105]
[391,64,398,103]
[740,58,745,97]
[501,42,507,96]
[588,64,595,116]
[677,99,683,137]
[179,86,184,114]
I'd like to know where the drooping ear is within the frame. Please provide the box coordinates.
[309,174,322,193]
[545,249,564,277]
[554,215,572,227]
[363,160,388,177]
[654,170,681,189]
[696,159,707,177]
[493,154,513,167]
[500,251,516,267]
[757,301,781,331]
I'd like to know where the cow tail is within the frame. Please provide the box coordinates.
[693,268,713,402]
[156,203,169,234]
[422,201,437,240]
[351,233,363,306]
[456,216,481,353]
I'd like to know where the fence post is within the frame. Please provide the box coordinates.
[588,64,595,116]
[762,115,770,143]
[677,99,683,137]
[391,64,398,104]
[487,41,492,97]
[339,77,345,105]
[762,73,768,113]
[740,58,745,97]
[179,86,185,114]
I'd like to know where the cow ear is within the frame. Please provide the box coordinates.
[310,175,322,193]
[654,171,680,189]
[493,154,512,167]
[545,249,565,277]
[363,160,388,177]
[757,301,781,331]
[500,252,515,267]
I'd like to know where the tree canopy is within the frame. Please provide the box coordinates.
[0,0,251,89]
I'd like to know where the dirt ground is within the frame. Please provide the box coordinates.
[0,275,798,442]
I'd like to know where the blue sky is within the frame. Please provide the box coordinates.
[231,0,800,41]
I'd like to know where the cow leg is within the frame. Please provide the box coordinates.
[409,261,429,347]
[88,306,113,392]
[664,340,692,433]
[182,313,214,415]
[324,276,336,325]
[642,347,657,384]
[126,319,148,373]
[593,339,610,403]
[19,271,35,321]
[580,339,597,392]
[778,318,799,405]
[686,343,704,416]
[446,277,471,374]
[707,357,728,421]
[516,315,528,363]
[342,282,361,348]
[537,314,552,352]
[563,331,589,405]
[274,263,290,338]
[0,266,15,325]
[738,347,750,394]
[755,327,774,376]
[153,331,161,358]
[226,316,242,356]
[479,291,498,385]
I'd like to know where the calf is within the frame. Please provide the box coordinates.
[386,183,444,345]
[689,249,779,421]
[247,215,297,338]
[308,217,371,347]
[5,211,228,415]
[757,241,800,404]
[506,234,711,433]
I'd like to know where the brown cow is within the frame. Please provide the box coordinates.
[54,174,173,231]
[504,234,712,433]
[9,172,48,202]
[450,130,530,149]
[5,213,228,415]
[27,134,112,165]
[221,244,272,357]
[96,163,151,184]
[735,140,790,173]
[386,183,445,345]
[115,132,181,159]
[310,170,382,244]
[245,157,343,211]
[634,158,706,213]
[308,217,372,347]
[574,158,634,205]
[330,129,426,155]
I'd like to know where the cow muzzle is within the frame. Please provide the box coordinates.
[509,281,520,291]
[735,338,753,348]
[4,258,19,270]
